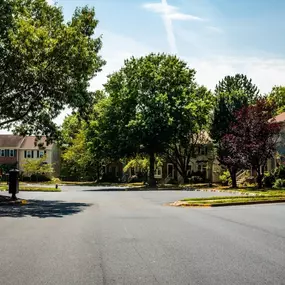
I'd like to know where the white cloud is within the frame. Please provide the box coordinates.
[143,2,203,21]
[184,56,285,93]
[46,0,55,5]
[143,1,203,54]
[89,30,285,95]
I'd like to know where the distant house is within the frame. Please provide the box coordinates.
[273,112,285,168]
[0,135,60,177]
[0,135,24,170]
[124,132,222,184]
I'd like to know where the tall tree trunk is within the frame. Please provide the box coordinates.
[256,167,263,189]
[176,165,188,185]
[229,168,237,188]
[148,151,156,187]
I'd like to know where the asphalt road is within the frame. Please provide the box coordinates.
[0,186,285,285]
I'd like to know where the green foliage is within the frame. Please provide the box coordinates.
[274,165,285,179]
[215,74,260,99]
[21,156,54,180]
[211,74,259,143]
[123,155,163,173]
[0,0,105,136]
[219,170,231,186]
[210,74,260,188]
[96,53,210,186]
[263,172,275,188]
[188,176,203,184]
[273,179,285,189]
[267,86,285,115]
[1,186,60,192]
[61,128,96,181]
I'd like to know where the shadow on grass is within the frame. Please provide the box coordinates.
[0,200,92,218]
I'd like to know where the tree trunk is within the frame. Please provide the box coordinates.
[176,166,188,185]
[148,151,156,187]
[256,168,263,189]
[229,168,237,188]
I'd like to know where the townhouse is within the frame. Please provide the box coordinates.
[0,135,60,176]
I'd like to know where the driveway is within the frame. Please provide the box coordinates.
[0,186,285,285]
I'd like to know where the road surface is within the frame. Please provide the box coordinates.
[0,186,285,285]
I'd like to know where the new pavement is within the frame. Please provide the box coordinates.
[0,186,285,285]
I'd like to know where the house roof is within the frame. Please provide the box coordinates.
[274,112,285,123]
[191,131,212,144]
[20,136,53,150]
[0,135,24,148]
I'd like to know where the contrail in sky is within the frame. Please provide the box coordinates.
[161,0,178,54]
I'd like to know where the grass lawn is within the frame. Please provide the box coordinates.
[171,186,285,207]
[0,186,61,192]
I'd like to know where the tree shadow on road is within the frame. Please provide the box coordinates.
[0,200,92,218]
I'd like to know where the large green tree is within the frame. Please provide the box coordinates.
[210,74,260,187]
[0,0,105,137]
[98,53,199,187]
[164,86,213,183]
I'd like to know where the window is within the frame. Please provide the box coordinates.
[39,150,45,158]
[167,163,174,178]
[9,150,14,157]
[0,150,4,157]
[199,146,207,155]
[25,150,32,158]
[155,167,162,178]
[198,164,207,173]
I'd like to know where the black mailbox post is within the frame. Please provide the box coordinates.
[9,169,19,200]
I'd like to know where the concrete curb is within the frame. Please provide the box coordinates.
[169,199,285,208]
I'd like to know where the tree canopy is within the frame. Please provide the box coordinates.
[0,0,105,137]
[223,100,281,188]
[210,74,260,187]
[268,86,285,115]
[95,53,201,186]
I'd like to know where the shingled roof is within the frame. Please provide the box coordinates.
[0,135,24,148]
[274,112,285,123]
[0,135,53,149]
[20,136,53,150]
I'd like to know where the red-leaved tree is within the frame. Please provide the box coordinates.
[222,99,281,188]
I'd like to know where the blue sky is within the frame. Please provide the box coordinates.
[2,0,285,133]
[51,0,285,95]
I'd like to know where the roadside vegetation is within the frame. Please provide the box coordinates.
[0,1,284,192]
[0,186,61,192]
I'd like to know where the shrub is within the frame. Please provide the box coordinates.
[189,176,203,184]
[263,172,275,188]
[274,165,285,179]
[273,179,285,189]
[219,170,231,186]
[22,174,51,182]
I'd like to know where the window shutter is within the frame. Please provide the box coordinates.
[37,151,39,158]
[5,150,8,157]
[24,151,27,158]
[31,151,34,158]
[14,150,17,157]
